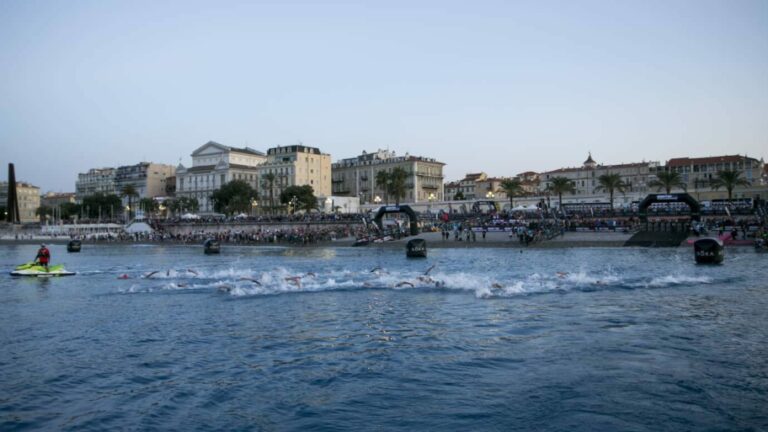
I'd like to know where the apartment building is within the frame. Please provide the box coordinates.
[331,149,445,204]
[75,168,116,201]
[256,145,332,209]
[0,181,40,223]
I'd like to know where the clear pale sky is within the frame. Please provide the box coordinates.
[1,0,766,192]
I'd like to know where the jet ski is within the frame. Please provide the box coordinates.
[10,262,76,277]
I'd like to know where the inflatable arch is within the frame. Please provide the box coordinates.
[638,193,701,221]
[373,205,420,236]
[471,200,498,213]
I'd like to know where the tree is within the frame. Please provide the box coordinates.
[388,167,408,205]
[710,169,750,201]
[60,202,81,220]
[547,176,576,209]
[262,173,277,214]
[210,180,258,215]
[500,178,524,209]
[374,168,408,205]
[120,184,139,220]
[82,193,122,219]
[183,197,199,213]
[595,172,627,211]
[138,198,158,217]
[0,206,6,221]
[453,191,465,201]
[375,170,390,204]
[280,185,317,213]
[36,205,52,223]
[648,171,686,194]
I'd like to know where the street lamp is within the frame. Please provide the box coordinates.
[428,192,435,213]
[374,196,382,205]
[486,191,495,199]
[250,199,258,216]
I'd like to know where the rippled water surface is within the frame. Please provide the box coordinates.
[1,243,767,431]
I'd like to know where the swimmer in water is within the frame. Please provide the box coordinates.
[143,271,160,279]
[417,275,445,288]
[285,276,302,288]
[556,272,569,279]
[395,281,414,288]
[424,264,436,275]
[238,277,262,286]
[491,283,503,289]
[187,269,199,276]
[118,274,130,279]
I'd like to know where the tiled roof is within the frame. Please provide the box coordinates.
[667,155,751,167]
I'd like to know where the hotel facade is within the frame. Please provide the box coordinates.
[331,149,445,205]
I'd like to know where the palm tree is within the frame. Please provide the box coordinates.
[389,167,408,205]
[710,169,750,201]
[500,178,524,209]
[262,173,276,214]
[375,170,390,204]
[120,184,139,220]
[595,172,626,211]
[648,171,686,194]
[547,177,576,210]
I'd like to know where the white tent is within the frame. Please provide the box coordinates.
[181,213,200,220]
[511,205,540,212]
[125,221,154,233]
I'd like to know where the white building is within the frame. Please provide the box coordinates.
[175,141,266,214]
[539,154,660,207]
[75,168,116,201]
[331,149,445,205]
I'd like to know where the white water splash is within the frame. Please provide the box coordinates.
[116,265,718,299]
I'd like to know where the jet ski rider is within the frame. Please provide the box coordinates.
[35,244,50,272]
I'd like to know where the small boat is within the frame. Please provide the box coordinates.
[694,238,724,264]
[11,262,76,277]
[203,239,221,254]
[406,238,427,258]
[67,240,82,252]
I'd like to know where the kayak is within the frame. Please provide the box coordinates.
[10,262,76,277]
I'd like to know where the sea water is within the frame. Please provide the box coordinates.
[0,243,766,431]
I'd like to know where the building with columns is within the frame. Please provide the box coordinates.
[176,141,266,214]
[331,149,445,205]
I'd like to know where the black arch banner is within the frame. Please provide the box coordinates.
[638,193,700,221]
[373,205,419,236]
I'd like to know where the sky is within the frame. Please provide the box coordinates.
[1,0,766,192]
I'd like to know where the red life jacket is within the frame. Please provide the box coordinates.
[37,248,50,263]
